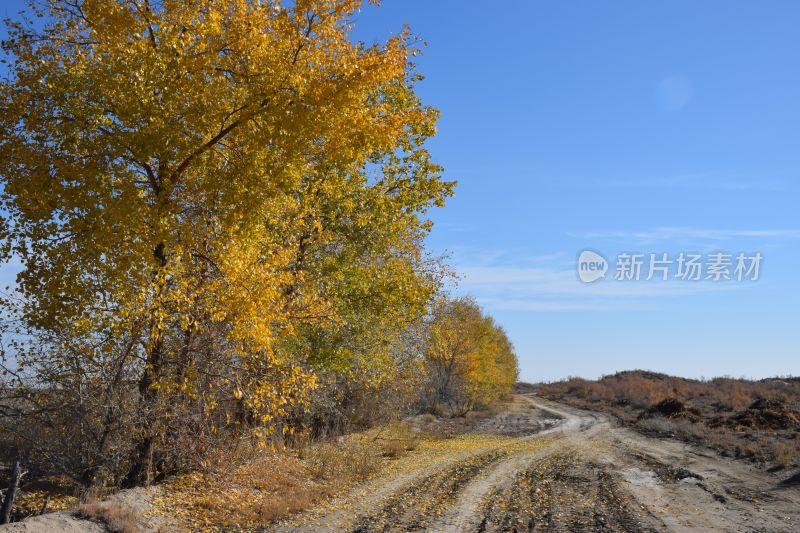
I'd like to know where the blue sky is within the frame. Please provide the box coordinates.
[2,1,799,382]
[349,1,800,381]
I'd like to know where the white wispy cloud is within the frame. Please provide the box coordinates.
[602,171,793,192]
[454,257,740,313]
[476,297,652,312]
[571,227,800,245]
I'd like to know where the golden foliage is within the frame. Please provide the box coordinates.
[155,435,382,530]
[426,296,519,413]
[0,0,453,482]
[156,422,548,531]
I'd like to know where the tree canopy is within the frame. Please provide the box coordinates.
[0,0,517,491]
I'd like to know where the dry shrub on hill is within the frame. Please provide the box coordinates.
[539,371,800,467]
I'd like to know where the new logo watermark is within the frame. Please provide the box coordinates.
[577,250,608,283]
[577,250,762,284]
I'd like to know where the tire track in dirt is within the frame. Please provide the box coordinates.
[432,446,558,532]
[429,395,652,533]
[273,398,563,533]
[275,394,800,533]
[350,449,509,532]
[534,395,800,532]
[609,430,800,532]
[271,446,496,533]
[429,395,606,532]
[477,451,659,533]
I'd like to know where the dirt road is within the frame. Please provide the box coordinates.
[275,394,800,532]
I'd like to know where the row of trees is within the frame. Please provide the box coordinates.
[0,0,517,491]
[424,297,518,416]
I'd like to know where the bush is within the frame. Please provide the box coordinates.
[77,501,140,533]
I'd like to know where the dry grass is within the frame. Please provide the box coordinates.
[77,500,140,533]
[372,422,420,458]
[152,412,513,532]
[539,371,800,413]
[771,440,800,467]
[154,422,429,531]
[637,416,703,438]
[539,371,800,468]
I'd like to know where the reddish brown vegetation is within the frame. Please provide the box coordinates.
[538,371,800,468]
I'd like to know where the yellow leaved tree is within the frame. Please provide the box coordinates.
[424,296,518,416]
[0,0,452,486]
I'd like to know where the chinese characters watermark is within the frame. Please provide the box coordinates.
[577,250,762,284]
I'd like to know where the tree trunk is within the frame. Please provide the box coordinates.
[0,461,21,524]
[123,336,164,488]
[124,436,155,487]
[38,494,50,516]
[125,244,169,488]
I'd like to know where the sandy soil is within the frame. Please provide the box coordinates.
[273,394,800,533]
[0,487,171,533]
[4,394,798,532]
